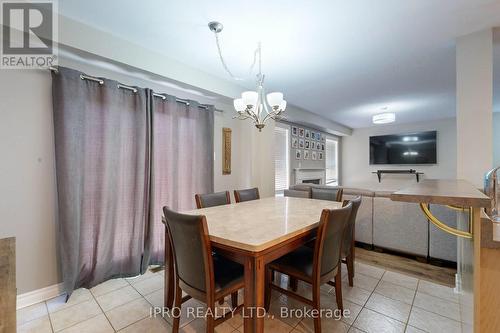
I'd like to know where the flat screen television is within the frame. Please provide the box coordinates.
[369,131,437,165]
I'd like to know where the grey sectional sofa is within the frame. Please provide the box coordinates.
[286,184,458,263]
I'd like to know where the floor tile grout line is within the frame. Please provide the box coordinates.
[406,278,419,332]
[350,269,385,330]
[44,290,95,316]
[353,270,422,331]
[16,303,50,327]
[44,300,56,333]
[89,284,118,332]
[410,290,463,323]
[56,312,105,333]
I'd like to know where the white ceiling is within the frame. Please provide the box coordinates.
[58,0,500,128]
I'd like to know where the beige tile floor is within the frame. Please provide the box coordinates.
[17,262,468,333]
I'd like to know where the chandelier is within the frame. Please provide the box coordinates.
[208,21,286,131]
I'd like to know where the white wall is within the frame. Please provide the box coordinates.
[456,29,493,187]
[494,113,500,168]
[0,70,60,294]
[341,118,457,191]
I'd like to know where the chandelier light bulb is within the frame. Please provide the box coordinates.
[241,91,258,109]
[279,100,287,111]
[266,92,284,108]
[233,98,246,112]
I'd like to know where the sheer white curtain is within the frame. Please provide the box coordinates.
[326,138,339,186]
[274,124,290,195]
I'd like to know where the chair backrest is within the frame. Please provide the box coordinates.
[284,189,310,198]
[311,187,343,202]
[163,207,213,293]
[313,203,352,278]
[341,196,362,257]
[195,191,231,209]
[234,187,260,203]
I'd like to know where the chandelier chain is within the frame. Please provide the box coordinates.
[213,31,260,81]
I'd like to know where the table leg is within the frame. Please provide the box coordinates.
[164,228,174,309]
[243,256,265,333]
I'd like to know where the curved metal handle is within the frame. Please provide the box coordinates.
[419,203,473,239]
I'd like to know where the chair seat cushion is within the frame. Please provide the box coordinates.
[213,255,244,291]
[269,246,315,279]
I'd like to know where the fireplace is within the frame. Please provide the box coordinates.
[302,179,321,185]
[294,168,326,185]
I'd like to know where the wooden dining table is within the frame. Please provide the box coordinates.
[163,196,343,333]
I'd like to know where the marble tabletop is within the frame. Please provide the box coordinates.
[183,196,343,252]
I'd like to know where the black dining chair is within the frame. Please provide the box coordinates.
[264,203,353,333]
[163,207,244,333]
[195,191,231,209]
[234,187,260,203]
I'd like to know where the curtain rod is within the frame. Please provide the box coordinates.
[49,67,222,112]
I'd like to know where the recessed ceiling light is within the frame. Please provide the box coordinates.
[372,112,395,124]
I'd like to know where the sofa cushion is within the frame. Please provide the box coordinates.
[311,187,342,202]
[373,197,428,256]
[428,205,458,262]
[343,193,373,244]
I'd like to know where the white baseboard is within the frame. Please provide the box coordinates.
[17,283,64,309]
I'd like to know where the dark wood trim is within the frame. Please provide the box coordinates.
[336,188,344,202]
[195,194,203,209]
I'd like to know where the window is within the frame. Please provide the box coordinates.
[325,137,339,186]
[274,124,290,195]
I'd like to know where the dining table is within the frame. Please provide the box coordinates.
[163,196,343,333]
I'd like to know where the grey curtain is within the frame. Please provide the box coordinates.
[52,67,214,295]
[52,67,150,295]
[144,94,214,266]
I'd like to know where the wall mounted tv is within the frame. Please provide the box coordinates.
[369,131,437,165]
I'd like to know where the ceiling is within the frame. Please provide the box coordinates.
[58,0,500,128]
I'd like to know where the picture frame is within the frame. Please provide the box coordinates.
[292,126,298,136]
[319,152,323,160]
[304,150,309,160]
[316,142,321,150]
[292,137,298,148]
[311,151,317,160]
[311,131,315,140]
[305,140,310,149]
[222,127,232,175]
[299,138,305,149]
[305,129,310,139]
[298,128,305,137]
[321,135,325,142]
[295,149,302,159]
[316,132,321,141]
[321,143,325,151]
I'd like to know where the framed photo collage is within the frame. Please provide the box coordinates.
[291,125,325,161]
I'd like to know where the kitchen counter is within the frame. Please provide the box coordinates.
[389,179,499,332]
[390,179,491,208]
